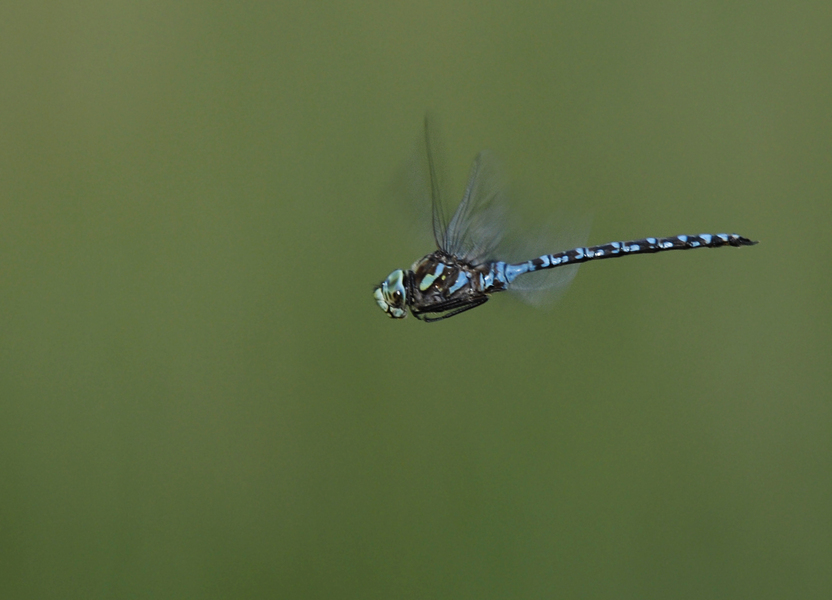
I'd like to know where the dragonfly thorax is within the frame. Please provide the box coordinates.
[406,252,494,318]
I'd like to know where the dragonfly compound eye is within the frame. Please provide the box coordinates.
[374,269,407,318]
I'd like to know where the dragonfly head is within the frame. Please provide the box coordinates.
[374,269,408,319]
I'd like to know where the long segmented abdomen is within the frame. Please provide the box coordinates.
[499,233,757,285]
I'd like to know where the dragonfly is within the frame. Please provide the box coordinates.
[374,119,757,322]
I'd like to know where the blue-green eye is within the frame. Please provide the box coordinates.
[374,269,407,319]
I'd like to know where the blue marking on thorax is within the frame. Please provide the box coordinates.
[447,271,469,294]
[418,262,445,290]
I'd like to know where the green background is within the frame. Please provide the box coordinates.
[2,2,830,598]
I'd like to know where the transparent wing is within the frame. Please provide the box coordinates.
[443,150,510,264]
[424,115,450,251]
[386,113,591,306]
[437,133,591,304]
[393,115,514,262]
[504,212,591,306]
[380,114,451,254]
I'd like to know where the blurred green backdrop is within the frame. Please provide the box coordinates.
[1,1,830,599]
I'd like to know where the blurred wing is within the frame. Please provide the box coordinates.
[380,115,452,253]
[505,213,592,306]
[442,144,591,305]
[509,263,582,307]
[443,150,509,264]
[424,115,450,251]
[385,113,590,307]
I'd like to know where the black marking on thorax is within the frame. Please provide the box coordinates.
[407,251,489,311]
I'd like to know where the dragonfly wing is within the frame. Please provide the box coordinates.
[382,115,451,253]
[443,150,509,264]
[505,213,592,306]
[508,263,581,306]
[424,115,450,251]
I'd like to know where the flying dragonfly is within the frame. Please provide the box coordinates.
[374,118,757,322]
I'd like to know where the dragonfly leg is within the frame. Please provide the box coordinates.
[412,295,489,322]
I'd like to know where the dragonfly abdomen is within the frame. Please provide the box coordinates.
[501,233,757,284]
